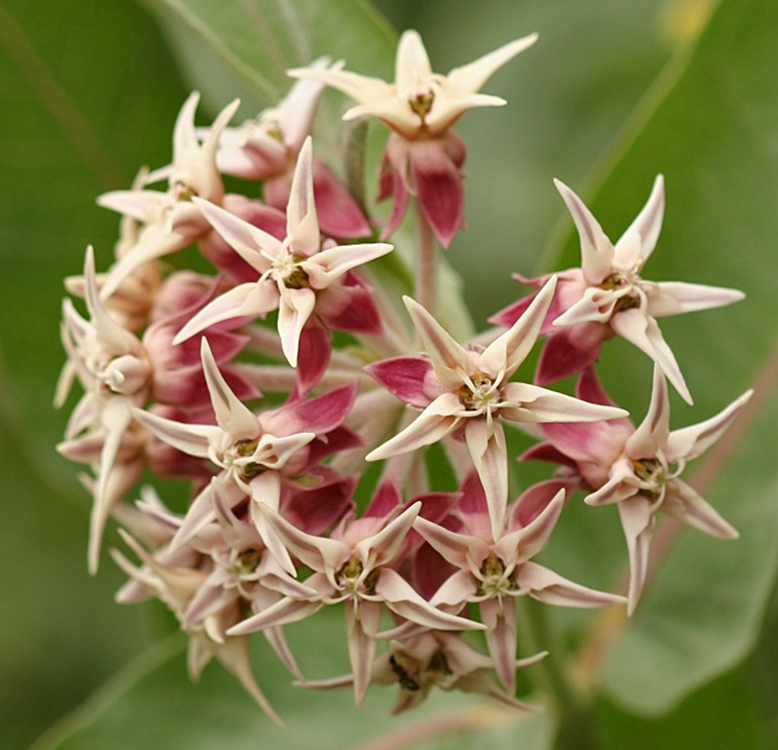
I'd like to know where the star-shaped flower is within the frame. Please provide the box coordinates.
[289,29,537,140]
[533,366,752,612]
[550,176,745,403]
[407,476,624,691]
[366,277,627,540]
[98,93,240,298]
[228,496,483,706]
[172,137,392,378]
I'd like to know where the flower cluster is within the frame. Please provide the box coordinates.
[56,29,750,722]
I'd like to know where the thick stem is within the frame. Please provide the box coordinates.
[415,199,437,314]
[522,599,600,750]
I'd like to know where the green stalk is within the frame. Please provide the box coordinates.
[521,598,600,750]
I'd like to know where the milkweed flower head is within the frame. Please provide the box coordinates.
[55,25,749,726]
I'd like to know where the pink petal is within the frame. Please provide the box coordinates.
[665,389,752,463]
[311,156,371,238]
[375,568,486,631]
[534,323,607,385]
[648,281,745,317]
[464,419,509,541]
[663,479,738,539]
[480,276,557,380]
[403,297,471,389]
[365,392,463,461]
[618,496,655,614]
[554,179,614,283]
[610,308,692,404]
[409,138,464,248]
[516,561,626,609]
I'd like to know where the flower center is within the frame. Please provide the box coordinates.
[272,252,311,289]
[457,372,498,412]
[337,557,378,597]
[477,552,515,598]
[633,456,668,497]
[599,273,641,313]
[409,89,435,121]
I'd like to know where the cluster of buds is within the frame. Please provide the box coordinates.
[56,29,751,722]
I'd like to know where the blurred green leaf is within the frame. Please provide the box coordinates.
[137,0,397,152]
[543,0,778,715]
[35,612,555,750]
[0,0,190,746]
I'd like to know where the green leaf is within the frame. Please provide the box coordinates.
[544,0,778,715]
[0,1,190,746]
[136,0,397,154]
[35,613,556,750]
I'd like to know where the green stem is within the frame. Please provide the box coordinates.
[414,199,437,314]
[522,599,600,750]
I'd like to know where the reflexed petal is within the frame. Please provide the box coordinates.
[409,139,464,248]
[364,356,436,408]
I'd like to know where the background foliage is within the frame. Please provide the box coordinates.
[1,0,776,747]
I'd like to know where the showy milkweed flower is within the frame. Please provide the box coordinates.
[493,176,744,402]
[290,30,537,246]
[366,277,627,540]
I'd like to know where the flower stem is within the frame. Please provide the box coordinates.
[521,599,600,750]
[415,200,437,314]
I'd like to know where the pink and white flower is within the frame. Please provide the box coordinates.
[366,277,627,540]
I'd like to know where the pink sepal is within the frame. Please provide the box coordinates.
[365,355,436,408]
